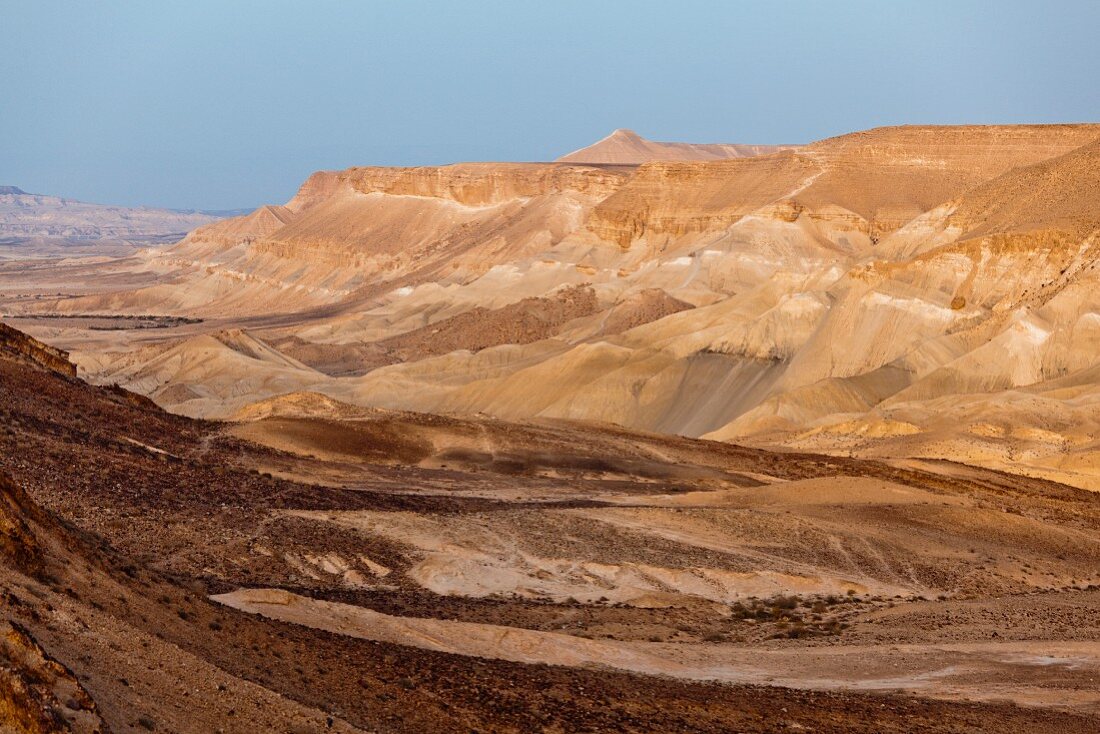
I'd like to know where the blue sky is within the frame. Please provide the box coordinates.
[2,1,1098,210]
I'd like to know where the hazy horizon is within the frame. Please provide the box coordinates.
[3,0,1098,210]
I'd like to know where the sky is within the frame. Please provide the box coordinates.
[2,1,1098,210]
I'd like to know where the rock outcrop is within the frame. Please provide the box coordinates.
[0,621,106,734]
[0,475,44,577]
[0,323,76,378]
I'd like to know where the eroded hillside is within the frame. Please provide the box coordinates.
[5,123,1100,489]
[2,323,1100,731]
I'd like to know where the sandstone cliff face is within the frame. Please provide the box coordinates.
[0,324,76,378]
[189,162,629,249]
[176,169,348,252]
[787,135,1100,388]
[585,152,820,249]
[284,170,351,212]
[86,124,1100,320]
[341,162,630,205]
[113,163,635,316]
[700,134,1100,485]
[945,137,1100,241]
[585,124,1100,251]
[797,124,1100,238]
[255,163,631,262]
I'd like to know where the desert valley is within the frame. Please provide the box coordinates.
[3,122,1100,733]
[7,124,1100,486]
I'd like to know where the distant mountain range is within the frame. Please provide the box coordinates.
[0,186,248,258]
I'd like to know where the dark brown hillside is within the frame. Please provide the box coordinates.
[1,323,1099,732]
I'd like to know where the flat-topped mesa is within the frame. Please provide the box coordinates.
[857,136,1100,322]
[799,123,1100,234]
[558,128,798,164]
[152,161,641,313]
[250,163,633,266]
[338,162,632,207]
[945,135,1100,243]
[180,163,632,253]
[587,123,1100,250]
[586,151,821,249]
[805,123,1100,160]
